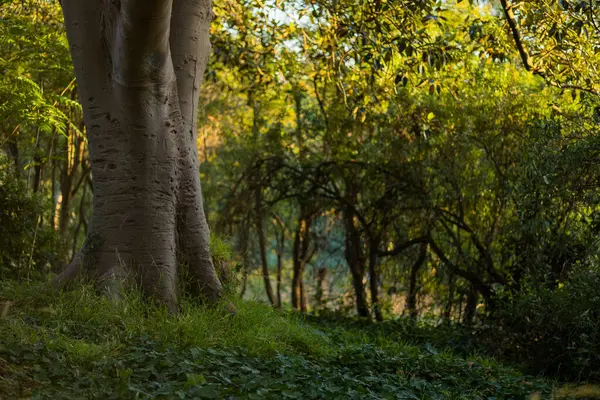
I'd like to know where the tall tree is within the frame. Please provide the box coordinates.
[54,0,224,311]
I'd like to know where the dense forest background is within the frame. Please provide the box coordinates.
[2,0,600,389]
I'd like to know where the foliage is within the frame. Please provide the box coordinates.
[309,264,600,383]
[0,165,61,280]
[480,266,600,382]
[0,0,77,141]
[495,0,600,95]
[0,283,560,399]
[0,0,87,267]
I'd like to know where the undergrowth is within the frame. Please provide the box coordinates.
[0,282,587,399]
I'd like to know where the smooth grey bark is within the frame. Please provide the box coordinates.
[54,0,223,311]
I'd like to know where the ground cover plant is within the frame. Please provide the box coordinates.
[0,283,563,399]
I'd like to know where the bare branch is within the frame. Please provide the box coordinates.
[378,236,429,257]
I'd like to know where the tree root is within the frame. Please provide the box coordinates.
[51,251,84,291]
[51,250,237,316]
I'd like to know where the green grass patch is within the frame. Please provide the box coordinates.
[0,282,576,399]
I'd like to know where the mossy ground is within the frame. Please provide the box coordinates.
[0,282,590,399]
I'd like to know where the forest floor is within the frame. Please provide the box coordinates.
[0,282,590,399]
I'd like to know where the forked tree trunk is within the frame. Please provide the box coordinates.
[54,0,223,312]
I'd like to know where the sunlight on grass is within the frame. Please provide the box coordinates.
[0,281,573,399]
[0,281,331,358]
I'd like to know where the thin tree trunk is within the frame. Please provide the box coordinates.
[255,191,275,305]
[276,248,283,308]
[55,0,224,311]
[58,126,82,235]
[238,215,250,298]
[343,206,369,318]
[368,236,383,321]
[292,217,304,311]
[6,136,20,177]
[32,149,42,193]
[57,140,72,235]
[291,222,302,310]
[314,267,327,309]
[275,216,285,308]
[300,278,307,313]
[443,273,456,321]
[240,264,248,298]
[71,183,89,257]
[291,210,313,312]
[464,284,479,325]
[406,244,427,320]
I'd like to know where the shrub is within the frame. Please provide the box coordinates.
[0,167,60,281]
[481,267,600,382]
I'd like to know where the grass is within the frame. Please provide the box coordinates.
[0,281,586,399]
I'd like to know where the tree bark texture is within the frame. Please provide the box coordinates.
[55,0,222,311]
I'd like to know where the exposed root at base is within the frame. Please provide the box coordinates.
[50,252,236,316]
[51,251,84,291]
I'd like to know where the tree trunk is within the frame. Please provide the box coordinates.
[291,211,313,312]
[343,206,369,318]
[406,244,427,320]
[58,127,78,235]
[314,267,327,309]
[291,226,302,310]
[238,215,250,299]
[443,273,456,321]
[255,191,275,305]
[32,149,42,193]
[463,284,479,325]
[368,237,383,321]
[275,216,285,309]
[6,136,20,177]
[55,0,223,312]
[240,264,248,298]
